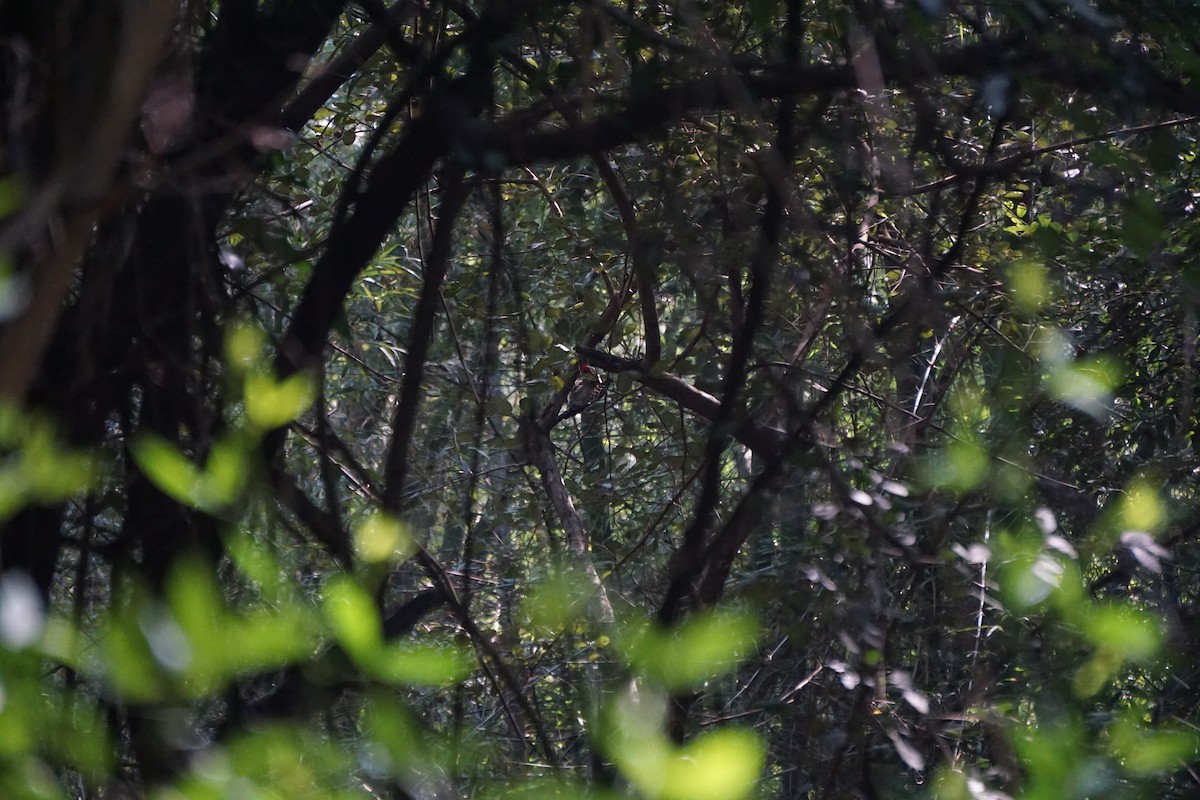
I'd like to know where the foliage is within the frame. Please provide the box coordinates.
[1,0,1200,798]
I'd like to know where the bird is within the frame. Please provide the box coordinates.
[559,361,607,421]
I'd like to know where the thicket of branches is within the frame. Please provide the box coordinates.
[1,1,1198,797]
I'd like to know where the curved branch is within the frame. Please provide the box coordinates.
[519,416,616,625]
[382,167,471,512]
[574,345,791,456]
[280,0,420,133]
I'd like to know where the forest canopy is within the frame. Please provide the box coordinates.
[1,0,1199,797]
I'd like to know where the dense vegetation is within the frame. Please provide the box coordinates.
[1,0,1199,797]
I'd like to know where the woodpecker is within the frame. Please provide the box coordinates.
[561,362,607,419]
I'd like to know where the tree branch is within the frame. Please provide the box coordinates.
[279,0,420,133]
[382,167,471,513]
[519,417,615,625]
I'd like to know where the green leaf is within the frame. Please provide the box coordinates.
[19,421,95,503]
[1007,259,1052,314]
[0,176,22,219]
[603,685,764,800]
[203,436,250,506]
[623,609,759,690]
[130,434,247,512]
[166,558,226,692]
[321,573,382,658]
[1082,604,1162,662]
[244,371,317,431]
[130,435,206,508]
[224,321,268,374]
[43,697,113,781]
[1118,479,1165,533]
[1045,355,1121,418]
[225,609,318,674]
[353,512,416,564]
[226,533,299,607]
[660,728,765,800]
[102,611,166,703]
[1107,713,1200,776]
[366,642,472,686]
[922,437,990,493]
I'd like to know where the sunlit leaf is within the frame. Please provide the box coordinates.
[321,573,382,658]
[1118,479,1164,533]
[659,728,765,800]
[1007,259,1052,314]
[202,436,250,507]
[623,609,759,690]
[1107,713,1199,776]
[103,611,167,703]
[244,371,317,431]
[225,609,318,673]
[224,321,268,374]
[367,642,472,686]
[130,436,209,509]
[353,512,416,564]
[1082,604,1162,662]
[1045,356,1121,418]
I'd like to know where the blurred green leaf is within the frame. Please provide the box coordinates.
[1082,604,1163,662]
[165,559,225,693]
[203,437,250,506]
[1107,712,1199,776]
[353,512,416,564]
[1118,478,1165,533]
[603,684,764,800]
[225,320,268,374]
[244,371,317,432]
[922,437,989,493]
[322,573,382,658]
[659,728,765,800]
[131,435,203,506]
[19,421,95,502]
[1045,355,1121,418]
[367,642,473,686]
[131,434,249,512]
[622,609,759,690]
[1007,259,1052,314]
[225,532,299,607]
[0,176,22,219]
[522,567,592,633]
[102,609,167,703]
[225,608,318,673]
